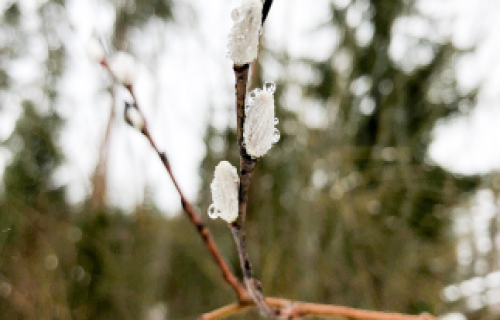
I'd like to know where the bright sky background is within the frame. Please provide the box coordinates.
[2,0,500,218]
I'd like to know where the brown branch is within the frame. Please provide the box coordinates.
[226,1,280,317]
[200,298,438,320]
[99,60,248,301]
[133,90,248,302]
[231,63,277,318]
[198,302,248,320]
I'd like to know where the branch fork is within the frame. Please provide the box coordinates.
[91,1,439,318]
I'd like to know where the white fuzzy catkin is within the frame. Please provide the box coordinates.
[208,161,239,223]
[227,0,262,66]
[124,103,145,131]
[109,51,137,85]
[86,36,105,63]
[243,81,280,158]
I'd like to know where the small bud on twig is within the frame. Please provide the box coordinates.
[109,51,137,85]
[86,36,106,64]
[124,102,145,131]
[243,81,280,158]
[227,0,263,66]
[208,161,240,223]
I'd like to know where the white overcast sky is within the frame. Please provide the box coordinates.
[2,0,500,214]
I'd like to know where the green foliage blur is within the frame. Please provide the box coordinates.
[0,0,493,319]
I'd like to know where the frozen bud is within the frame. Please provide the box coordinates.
[86,36,105,63]
[208,161,239,223]
[109,51,137,85]
[124,102,145,131]
[227,0,262,65]
[243,81,279,158]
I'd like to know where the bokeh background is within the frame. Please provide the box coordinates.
[1,0,500,319]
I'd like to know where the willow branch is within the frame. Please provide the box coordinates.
[231,63,276,318]
[133,89,248,301]
[226,1,279,317]
[200,298,437,320]
[99,61,248,301]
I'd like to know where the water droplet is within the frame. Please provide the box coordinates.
[273,128,281,143]
[259,28,264,36]
[231,8,242,22]
[208,204,218,219]
[274,117,279,125]
[245,98,254,110]
[264,81,276,94]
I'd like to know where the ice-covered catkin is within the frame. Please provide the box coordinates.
[243,81,280,158]
[109,51,137,85]
[124,102,145,131]
[208,161,240,223]
[227,0,263,66]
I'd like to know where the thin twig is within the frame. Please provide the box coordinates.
[132,88,248,302]
[198,302,249,320]
[200,298,438,320]
[99,61,248,301]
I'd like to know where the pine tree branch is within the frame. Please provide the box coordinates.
[199,298,437,320]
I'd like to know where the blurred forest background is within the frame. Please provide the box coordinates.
[1,0,500,319]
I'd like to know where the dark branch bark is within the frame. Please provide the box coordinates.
[262,0,274,25]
